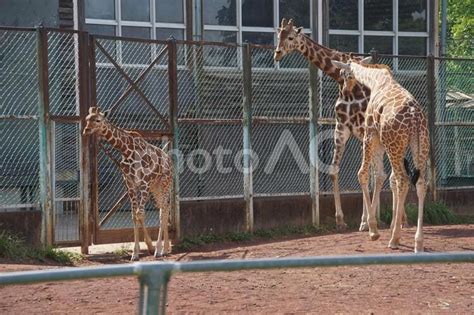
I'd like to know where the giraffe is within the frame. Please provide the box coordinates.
[83,107,172,260]
[333,58,429,252]
[275,18,401,231]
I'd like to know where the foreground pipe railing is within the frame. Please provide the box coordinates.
[1,252,473,314]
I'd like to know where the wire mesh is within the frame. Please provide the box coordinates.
[93,36,170,131]
[48,31,79,116]
[177,42,244,199]
[253,123,310,195]
[435,58,474,187]
[53,122,80,242]
[0,29,38,116]
[0,119,40,208]
[252,47,310,119]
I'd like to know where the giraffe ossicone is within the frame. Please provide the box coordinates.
[84,106,173,260]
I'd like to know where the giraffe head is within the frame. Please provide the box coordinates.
[332,57,372,90]
[274,18,304,61]
[83,106,108,135]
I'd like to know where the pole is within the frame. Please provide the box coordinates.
[242,43,254,232]
[426,54,438,201]
[79,30,91,254]
[309,64,320,227]
[37,26,53,246]
[167,37,181,240]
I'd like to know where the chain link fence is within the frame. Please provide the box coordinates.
[1,27,473,244]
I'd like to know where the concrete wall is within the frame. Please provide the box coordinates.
[0,0,59,27]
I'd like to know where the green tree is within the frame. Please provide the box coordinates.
[445,0,474,57]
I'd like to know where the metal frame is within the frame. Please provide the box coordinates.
[0,252,473,314]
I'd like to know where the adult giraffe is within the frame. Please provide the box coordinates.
[83,107,172,260]
[333,58,429,252]
[274,18,389,230]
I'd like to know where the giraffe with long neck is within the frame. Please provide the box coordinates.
[275,18,387,231]
[333,59,429,252]
[83,107,172,260]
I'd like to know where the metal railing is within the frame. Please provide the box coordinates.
[0,252,473,314]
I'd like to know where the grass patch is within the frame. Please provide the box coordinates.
[380,202,461,226]
[113,245,130,257]
[174,224,330,252]
[0,230,83,264]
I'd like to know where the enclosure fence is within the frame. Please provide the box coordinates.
[1,252,473,314]
[1,27,473,246]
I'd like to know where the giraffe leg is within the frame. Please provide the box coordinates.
[124,179,141,261]
[388,160,409,250]
[389,171,398,231]
[367,145,386,231]
[330,123,350,230]
[358,132,379,241]
[136,189,154,254]
[414,177,426,253]
[131,211,141,261]
[153,181,171,257]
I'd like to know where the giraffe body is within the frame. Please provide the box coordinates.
[84,107,172,260]
[275,19,399,231]
[333,59,429,252]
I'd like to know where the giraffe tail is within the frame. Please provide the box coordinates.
[404,158,420,186]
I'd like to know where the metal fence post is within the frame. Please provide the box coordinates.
[88,35,99,243]
[370,49,379,64]
[167,37,181,240]
[138,270,171,315]
[242,43,254,233]
[426,54,438,201]
[309,63,320,227]
[78,30,91,254]
[37,26,54,246]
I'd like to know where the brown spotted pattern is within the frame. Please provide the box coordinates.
[275,19,378,231]
[336,61,430,253]
[83,107,173,260]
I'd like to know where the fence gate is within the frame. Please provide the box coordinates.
[89,35,176,244]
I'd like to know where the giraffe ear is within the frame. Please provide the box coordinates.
[296,27,303,34]
[332,60,350,70]
[102,110,109,118]
[361,56,372,64]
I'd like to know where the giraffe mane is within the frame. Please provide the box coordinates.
[358,63,393,74]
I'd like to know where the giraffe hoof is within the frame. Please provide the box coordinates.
[369,232,380,241]
[359,222,369,232]
[130,255,140,261]
[336,222,347,231]
[388,239,400,249]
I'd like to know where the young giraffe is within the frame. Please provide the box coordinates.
[275,18,402,231]
[333,58,429,252]
[83,107,172,260]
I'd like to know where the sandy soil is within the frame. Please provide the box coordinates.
[1,224,473,314]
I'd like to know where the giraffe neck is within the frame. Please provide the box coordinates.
[297,35,350,84]
[350,63,394,92]
[98,121,134,156]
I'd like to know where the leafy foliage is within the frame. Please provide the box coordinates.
[380,202,461,226]
[445,0,474,57]
[0,230,82,264]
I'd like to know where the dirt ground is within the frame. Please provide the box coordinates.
[1,224,473,314]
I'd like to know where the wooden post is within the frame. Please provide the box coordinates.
[167,37,181,240]
[78,30,91,254]
[242,43,253,232]
[37,26,54,246]
[426,54,438,201]
[309,64,320,227]
[88,35,99,243]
